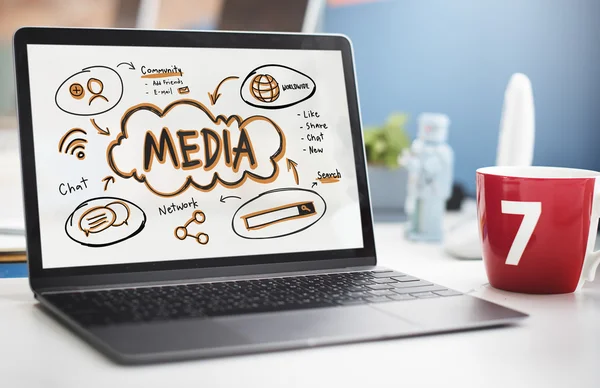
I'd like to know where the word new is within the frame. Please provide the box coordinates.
[158,197,199,216]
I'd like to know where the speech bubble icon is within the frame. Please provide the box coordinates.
[78,206,117,237]
[106,201,130,227]
[240,65,316,110]
[66,197,147,247]
[55,66,124,116]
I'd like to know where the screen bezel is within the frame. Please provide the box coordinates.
[13,27,376,289]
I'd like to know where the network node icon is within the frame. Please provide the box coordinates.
[174,210,209,245]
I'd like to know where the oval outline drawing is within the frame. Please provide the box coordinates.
[232,188,327,239]
[65,196,146,247]
[55,65,124,116]
[240,64,317,110]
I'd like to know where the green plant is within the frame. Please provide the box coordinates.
[364,113,411,169]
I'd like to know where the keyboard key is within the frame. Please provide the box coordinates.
[410,292,439,299]
[371,269,393,273]
[351,280,375,285]
[371,278,398,284]
[392,280,433,289]
[434,289,462,297]
[339,299,368,306]
[388,294,416,301]
[392,285,447,294]
[370,271,406,278]
[344,272,371,279]
[366,284,395,290]
[347,291,369,297]
[367,289,396,296]
[393,276,419,282]
[347,286,367,292]
[364,296,393,303]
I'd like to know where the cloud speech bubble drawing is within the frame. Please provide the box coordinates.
[240,64,316,110]
[55,66,124,116]
[65,197,146,247]
[107,99,286,197]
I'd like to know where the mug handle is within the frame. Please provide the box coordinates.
[582,187,600,282]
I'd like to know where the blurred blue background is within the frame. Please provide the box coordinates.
[2,0,599,195]
[2,0,600,275]
[325,0,600,193]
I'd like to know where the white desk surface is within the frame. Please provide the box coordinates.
[2,219,600,388]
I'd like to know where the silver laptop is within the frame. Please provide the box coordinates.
[13,27,526,364]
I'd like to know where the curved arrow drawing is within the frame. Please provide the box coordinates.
[286,158,299,185]
[90,118,110,136]
[208,76,239,105]
[117,61,135,70]
[220,195,242,203]
[102,176,115,191]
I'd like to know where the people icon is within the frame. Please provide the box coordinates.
[87,78,109,105]
[68,78,109,105]
[57,65,123,116]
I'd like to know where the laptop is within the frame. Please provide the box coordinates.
[13,27,526,364]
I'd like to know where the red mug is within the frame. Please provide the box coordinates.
[476,166,600,294]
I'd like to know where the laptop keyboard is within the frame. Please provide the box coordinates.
[44,270,462,327]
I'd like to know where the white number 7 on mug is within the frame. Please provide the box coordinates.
[501,201,542,266]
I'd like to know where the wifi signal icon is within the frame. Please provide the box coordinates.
[58,128,88,160]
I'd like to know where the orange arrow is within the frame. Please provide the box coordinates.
[287,158,299,185]
[102,176,115,191]
[90,118,110,136]
[208,76,239,105]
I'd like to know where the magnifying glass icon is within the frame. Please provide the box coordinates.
[301,205,310,212]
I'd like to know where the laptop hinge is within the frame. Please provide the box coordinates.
[34,260,379,294]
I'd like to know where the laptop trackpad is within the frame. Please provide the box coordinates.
[92,319,252,355]
[218,305,416,344]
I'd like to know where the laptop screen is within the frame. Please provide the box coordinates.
[25,43,365,269]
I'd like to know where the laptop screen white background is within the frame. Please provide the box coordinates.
[26,44,364,269]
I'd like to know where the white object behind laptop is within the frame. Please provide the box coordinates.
[444,73,535,259]
[0,129,25,245]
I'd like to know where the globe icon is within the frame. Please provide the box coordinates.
[250,74,280,102]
